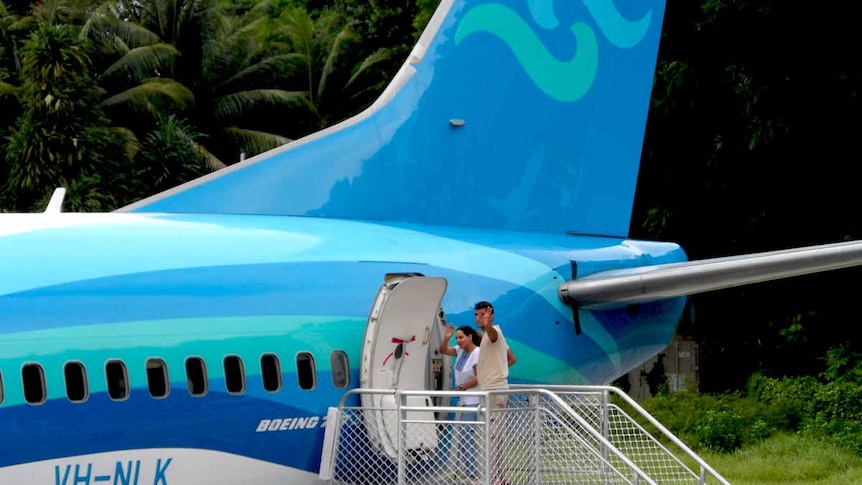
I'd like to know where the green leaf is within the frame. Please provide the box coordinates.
[100,77,194,114]
[100,43,181,83]
[80,6,163,47]
[211,89,308,121]
[344,47,391,92]
[218,126,291,158]
[217,53,305,93]
[0,80,15,98]
[318,25,356,100]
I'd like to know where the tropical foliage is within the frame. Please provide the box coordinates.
[3,20,130,211]
[633,0,862,392]
[2,0,862,401]
[639,346,862,477]
[264,7,391,131]
[0,0,417,210]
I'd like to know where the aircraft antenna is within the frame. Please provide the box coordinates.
[44,187,66,214]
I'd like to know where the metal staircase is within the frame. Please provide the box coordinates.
[320,385,731,485]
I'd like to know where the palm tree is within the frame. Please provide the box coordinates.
[72,1,391,170]
[0,0,27,120]
[131,114,209,194]
[271,7,391,133]
[91,0,304,167]
[0,1,19,210]
[82,3,195,134]
[2,19,130,211]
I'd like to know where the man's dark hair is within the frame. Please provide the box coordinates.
[475,301,493,311]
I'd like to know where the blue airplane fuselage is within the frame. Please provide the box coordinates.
[0,213,685,480]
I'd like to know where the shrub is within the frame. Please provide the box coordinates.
[749,418,774,441]
[695,409,745,452]
[746,373,819,430]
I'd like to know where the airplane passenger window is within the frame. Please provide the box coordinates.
[260,354,281,392]
[185,357,207,397]
[224,355,245,394]
[22,363,46,405]
[330,350,350,389]
[64,361,88,403]
[296,352,316,391]
[146,358,169,399]
[106,360,129,400]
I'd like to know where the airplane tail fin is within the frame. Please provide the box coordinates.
[122,0,666,237]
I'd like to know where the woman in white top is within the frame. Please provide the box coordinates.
[439,324,481,478]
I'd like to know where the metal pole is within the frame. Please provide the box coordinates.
[602,390,611,485]
[484,394,491,485]
[532,392,541,483]
[397,392,405,485]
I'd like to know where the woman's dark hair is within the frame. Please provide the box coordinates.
[457,325,482,347]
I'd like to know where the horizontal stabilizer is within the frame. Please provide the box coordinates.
[559,240,862,308]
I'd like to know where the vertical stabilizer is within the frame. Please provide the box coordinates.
[123,0,666,237]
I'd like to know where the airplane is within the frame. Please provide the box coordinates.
[3,0,862,483]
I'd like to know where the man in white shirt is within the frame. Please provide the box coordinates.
[475,301,516,392]
[474,301,514,484]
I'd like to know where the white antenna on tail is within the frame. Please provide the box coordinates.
[44,188,66,214]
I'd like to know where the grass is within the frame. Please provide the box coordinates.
[701,433,862,484]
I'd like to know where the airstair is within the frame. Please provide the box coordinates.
[320,385,731,485]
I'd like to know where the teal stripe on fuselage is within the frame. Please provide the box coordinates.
[0,314,581,406]
[0,316,361,406]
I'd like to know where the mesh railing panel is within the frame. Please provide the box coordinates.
[508,393,640,485]
[328,390,654,485]
[553,391,703,484]
[330,395,489,485]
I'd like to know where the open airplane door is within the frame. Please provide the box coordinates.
[360,275,447,461]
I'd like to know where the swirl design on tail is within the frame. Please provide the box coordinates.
[455,1,654,102]
[527,0,559,29]
[455,3,598,103]
[582,0,652,48]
